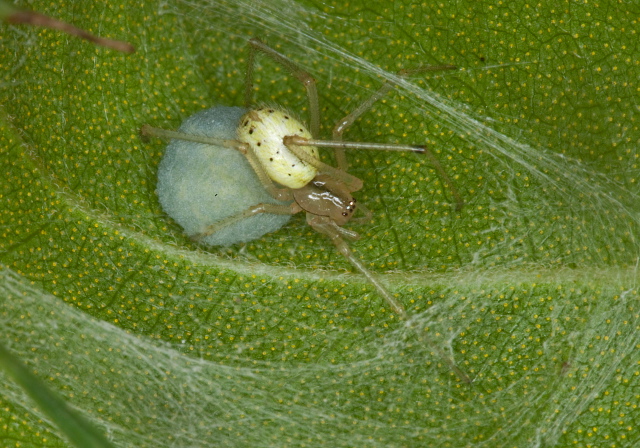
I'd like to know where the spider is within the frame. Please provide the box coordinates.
[142,38,462,320]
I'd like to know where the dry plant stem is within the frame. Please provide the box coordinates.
[5,8,135,54]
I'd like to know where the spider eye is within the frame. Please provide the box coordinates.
[346,200,356,211]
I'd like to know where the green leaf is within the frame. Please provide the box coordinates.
[1,0,639,447]
[0,341,116,448]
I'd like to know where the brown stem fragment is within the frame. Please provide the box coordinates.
[3,5,135,53]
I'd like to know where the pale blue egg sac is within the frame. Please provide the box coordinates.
[156,106,292,246]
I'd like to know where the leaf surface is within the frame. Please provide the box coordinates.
[1,0,639,446]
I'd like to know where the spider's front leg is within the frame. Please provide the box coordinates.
[326,65,465,210]
[310,215,472,382]
[331,65,457,171]
[307,214,407,319]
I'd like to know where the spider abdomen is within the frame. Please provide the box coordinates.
[156,106,291,246]
[237,107,319,189]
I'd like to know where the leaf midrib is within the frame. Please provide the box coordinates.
[50,181,632,291]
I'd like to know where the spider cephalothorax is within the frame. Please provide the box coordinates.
[293,174,358,226]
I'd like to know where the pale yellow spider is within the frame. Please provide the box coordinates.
[142,38,462,319]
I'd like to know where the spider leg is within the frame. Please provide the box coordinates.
[309,215,471,382]
[421,146,465,211]
[286,136,464,210]
[307,214,407,319]
[350,202,372,225]
[193,202,300,240]
[326,65,464,210]
[245,38,320,138]
[283,137,364,192]
[332,65,457,171]
[141,124,291,201]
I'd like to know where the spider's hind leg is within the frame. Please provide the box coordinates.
[193,202,299,240]
[245,38,320,138]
